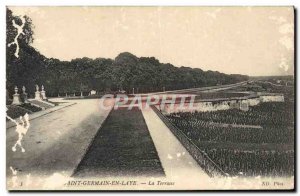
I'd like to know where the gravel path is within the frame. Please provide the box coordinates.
[7,98,113,178]
[142,108,210,181]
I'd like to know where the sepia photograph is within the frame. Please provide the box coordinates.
[5,6,295,191]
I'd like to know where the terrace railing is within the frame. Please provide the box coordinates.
[155,81,248,95]
[151,105,227,177]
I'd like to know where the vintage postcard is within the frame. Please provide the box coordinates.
[6,6,295,191]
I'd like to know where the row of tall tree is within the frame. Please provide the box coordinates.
[7,8,249,98]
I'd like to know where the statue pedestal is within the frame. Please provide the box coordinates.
[41,90,47,100]
[12,94,21,105]
[35,91,42,100]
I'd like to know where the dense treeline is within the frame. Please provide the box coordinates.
[6,8,249,98]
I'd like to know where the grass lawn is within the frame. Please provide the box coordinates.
[73,107,165,177]
[6,104,42,120]
[163,80,295,176]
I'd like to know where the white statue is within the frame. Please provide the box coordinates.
[35,84,39,92]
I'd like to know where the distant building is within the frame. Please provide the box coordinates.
[118,90,126,94]
[90,90,96,95]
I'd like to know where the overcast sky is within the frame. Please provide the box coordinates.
[10,6,294,76]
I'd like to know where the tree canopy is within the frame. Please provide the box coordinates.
[6,8,249,97]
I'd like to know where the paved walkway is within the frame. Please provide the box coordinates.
[142,108,210,181]
[6,100,76,129]
[7,98,113,178]
[7,97,211,189]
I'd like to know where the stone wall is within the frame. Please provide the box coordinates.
[260,95,284,102]
[161,93,284,114]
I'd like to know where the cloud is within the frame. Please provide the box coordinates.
[279,56,289,72]
[279,23,294,34]
[205,8,222,19]
[279,36,293,51]
[268,16,287,24]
